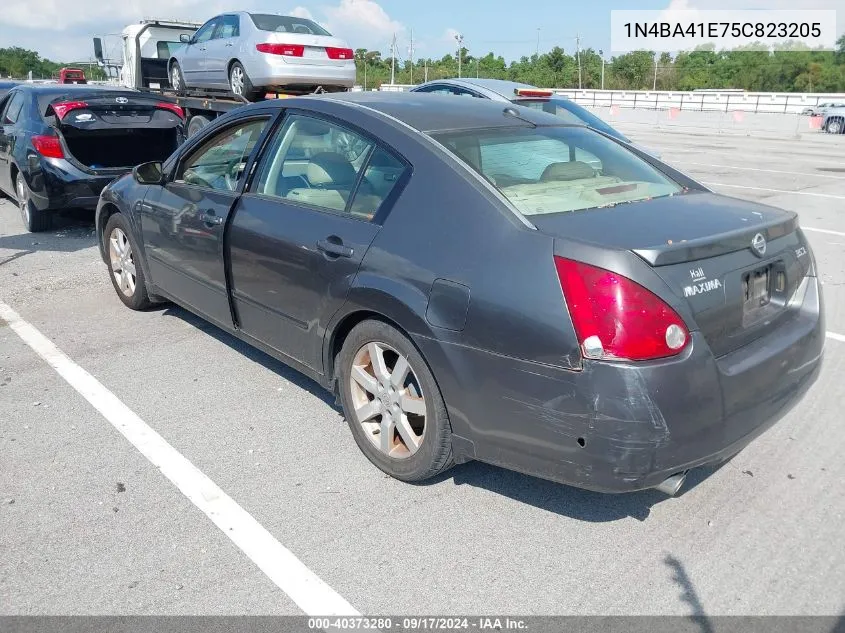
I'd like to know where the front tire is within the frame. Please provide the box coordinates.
[229,62,259,101]
[16,172,51,233]
[104,213,151,310]
[337,320,454,482]
[170,62,186,96]
[187,114,211,138]
[827,118,843,135]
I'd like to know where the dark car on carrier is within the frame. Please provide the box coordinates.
[0,84,185,232]
[95,93,824,496]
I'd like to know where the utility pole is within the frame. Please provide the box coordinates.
[576,33,582,89]
[390,33,396,85]
[408,30,414,85]
[599,49,604,90]
[653,52,657,91]
[424,59,428,82]
[455,33,464,78]
[364,57,367,91]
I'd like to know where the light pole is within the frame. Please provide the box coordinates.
[599,49,604,90]
[576,33,582,90]
[476,58,479,78]
[536,28,540,57]
[455,33,464,78]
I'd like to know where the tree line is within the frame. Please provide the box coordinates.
[356,36,845,93]
[3,37,845,92]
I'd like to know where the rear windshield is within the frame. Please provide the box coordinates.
[432,125,681,217]
[515,98,629,142]
[249,14,331,36]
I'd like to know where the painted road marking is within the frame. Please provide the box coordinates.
[677,162,845,180]
[0,300,358,617]
[702,182,845,200]
[828,332,845,344]
[802,227,845,238]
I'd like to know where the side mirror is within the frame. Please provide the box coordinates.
[180,34,192,43]
[133,161,165,185]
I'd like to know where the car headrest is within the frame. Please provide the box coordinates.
[540,161,596,182]
[307,152,357,187]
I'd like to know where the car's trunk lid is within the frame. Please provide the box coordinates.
[44,92,184,173]
[261,32,353,67]
[533,192,812,357]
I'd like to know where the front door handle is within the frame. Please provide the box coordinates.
[199,211,224,225]
[225,42,233,47]
[316,238,353,258]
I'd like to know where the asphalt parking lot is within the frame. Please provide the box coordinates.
[1,121,844,617]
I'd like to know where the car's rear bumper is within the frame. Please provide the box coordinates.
[421,276,824,493]
[27,158,122,212]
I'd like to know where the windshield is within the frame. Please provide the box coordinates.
[249,13,331,36]
[515,98,629,142]
[432,125,681,217]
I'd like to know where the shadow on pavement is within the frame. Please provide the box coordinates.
[159,303,730,523]
[665,554,715,633]
[0,204,96,264]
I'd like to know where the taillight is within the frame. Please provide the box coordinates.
[326,47,354,60]
[32,134,65,159]
[554,257,689,361]
[256,43,304,57]
[156,101,185,119]
[51,101,88,120]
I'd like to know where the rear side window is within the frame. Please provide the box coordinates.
[177,118,269,191]
[433,126,681,217]
[252,114,406,220]
[218,15,240,38]
[2,92,26,124]
[249,13,331,36]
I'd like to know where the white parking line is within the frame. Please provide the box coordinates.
[0,300,358,617]
[702,182,845,200]
[676,162,845,180]
[802,227,845,238]
[828,332,845,343]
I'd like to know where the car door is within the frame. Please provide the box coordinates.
[0,91,26,195]
[227,112,410,373]
[206,14,240,87]
[140,114,274,328]
[180,18,218,87]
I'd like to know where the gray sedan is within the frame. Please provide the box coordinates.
[168,12,355,100]
[95,92,823,496]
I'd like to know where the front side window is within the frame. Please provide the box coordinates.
[253,114,406,220]
[178,118,268,191]
[433,126,681,217]
[193,19,217,44]
[249,14,331,36]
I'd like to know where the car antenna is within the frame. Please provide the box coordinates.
[502,106,536,128]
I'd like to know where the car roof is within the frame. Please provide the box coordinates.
[295,91,569,133]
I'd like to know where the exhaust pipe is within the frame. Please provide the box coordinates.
[655,471,688,496]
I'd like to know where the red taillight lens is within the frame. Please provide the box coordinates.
[32,134,65,159]
[51,101,88,120]
[515,88,554,98]
[554,256,689,361]
[156,101,185,119]
[326,46,354,60]
[256,43,304,57]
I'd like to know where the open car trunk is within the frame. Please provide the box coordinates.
[43,91,184,172]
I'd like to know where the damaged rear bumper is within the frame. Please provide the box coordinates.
[422,277,824,494]
[28,157,120,211]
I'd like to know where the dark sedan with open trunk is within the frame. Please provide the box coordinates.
[0,84,185,232]
[95,92,824,496]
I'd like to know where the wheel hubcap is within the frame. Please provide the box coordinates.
[349,342,426,459]
[16,177,30,225]
[832,121,842,134]
[109,228,137,297]
[171,67,181,88]
[231,67,244,95]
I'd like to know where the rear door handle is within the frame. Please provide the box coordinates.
[200,211,224,225]
[316,238,353,258]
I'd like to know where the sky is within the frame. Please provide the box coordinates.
[0,0,842,65]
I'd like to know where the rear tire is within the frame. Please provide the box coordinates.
[187,114,211,138]
[16,172,51,233]
[229,62,259,101]
[170,62,186,96]
[103,213,151,310]
[336,319,454,482]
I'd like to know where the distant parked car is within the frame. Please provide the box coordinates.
[822,107,845,134]
[801,102,845,116]
[0,84,184,232]
[168,12,355,101]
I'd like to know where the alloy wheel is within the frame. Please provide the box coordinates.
[829,120,843,134]
[349,341,427,459]
[230,66,244,96]
[171,66,182,90]
[108,227,137,297]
